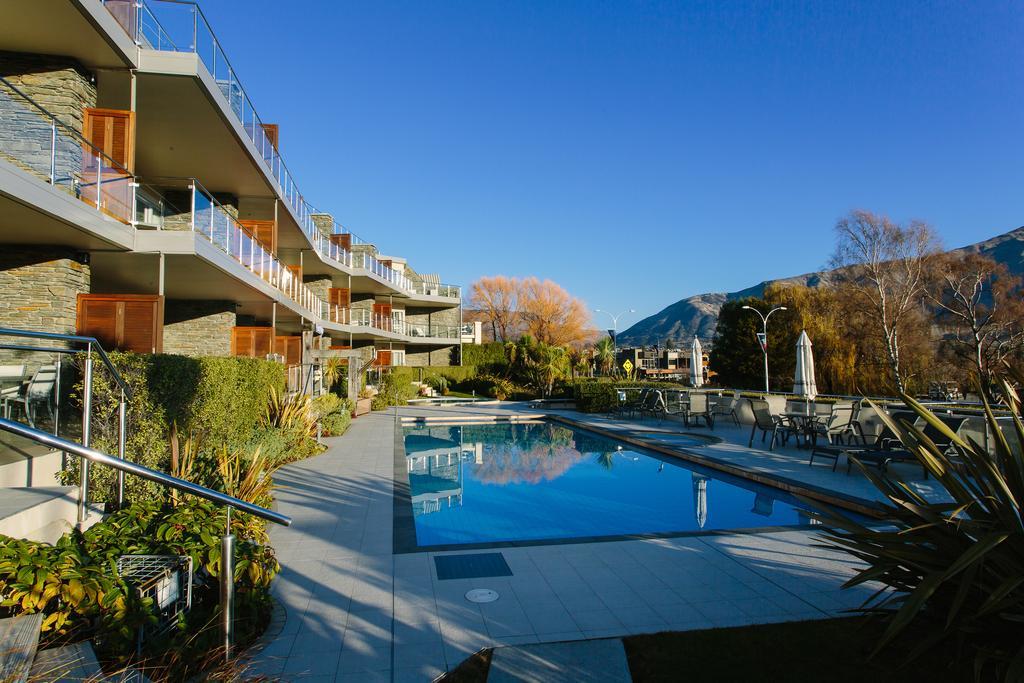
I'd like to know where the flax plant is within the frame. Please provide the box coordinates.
[814,377,1024,680]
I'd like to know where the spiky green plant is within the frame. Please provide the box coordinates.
[815,380,1024,680]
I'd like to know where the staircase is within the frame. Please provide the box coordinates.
[0,487,105,544]
[0,614,148,682]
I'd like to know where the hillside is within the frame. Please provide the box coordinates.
[617,225,1024,347]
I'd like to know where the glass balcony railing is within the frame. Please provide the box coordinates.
[102,0,323,248]
[183,179,323,316]
[0,77,135,225]
[406,323,461,340]
[410,282,461,299]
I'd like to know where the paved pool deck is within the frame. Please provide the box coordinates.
[249,403,899,682]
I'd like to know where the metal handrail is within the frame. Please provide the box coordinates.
[0,417,290,526]
[0,327,132,397]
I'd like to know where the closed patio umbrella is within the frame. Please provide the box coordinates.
[794,330,817,411]
[690,336,704,388]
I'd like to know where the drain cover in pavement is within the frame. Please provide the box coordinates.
[465,588,500,603]
[434,552,513,580]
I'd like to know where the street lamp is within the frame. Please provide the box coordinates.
[742,305,787,393]
[594,308,636,372]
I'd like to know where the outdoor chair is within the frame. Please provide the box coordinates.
[807,401,857,446]
[686,393,714,429]
[710,391,740,426]
[747,399,788,450]
[638,389,667,420]
[0,364,27,418]
[810,409,967,476]
[5,365,58,428]
[614,388,648,418]
[662,390,689,420]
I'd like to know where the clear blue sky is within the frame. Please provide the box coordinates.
[203,0,1023,327]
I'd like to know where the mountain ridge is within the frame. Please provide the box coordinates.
[616,225,1024,347]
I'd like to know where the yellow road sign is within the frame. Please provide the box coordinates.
[622,359,634,373]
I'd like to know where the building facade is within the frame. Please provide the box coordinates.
[0,0,461,374]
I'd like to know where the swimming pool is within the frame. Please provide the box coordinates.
[399,421,818,548]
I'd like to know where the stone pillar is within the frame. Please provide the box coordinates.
[304,275,332,303]
[311,213,333,238]
[0,51,97,134]
[162,300,237,357]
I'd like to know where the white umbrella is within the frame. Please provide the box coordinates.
[794,330,817,410]
[690,336,704,388]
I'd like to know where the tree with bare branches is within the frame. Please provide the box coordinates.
[928,253,1024,398]
[518,277,593,347]
[831,210,942,395]
[470,276,521,342]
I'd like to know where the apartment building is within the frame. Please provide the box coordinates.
[0,0,461,377]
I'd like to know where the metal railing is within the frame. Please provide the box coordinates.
[0,416,290,660]
[410,282,461,299]
[0,77,135,225]
[0,328,132,522]
[185,179,324,316]
[101,0,325,253]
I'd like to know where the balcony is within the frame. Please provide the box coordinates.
[0,77,135,249]
[410,282,461,299]
[142,177,324,317]
[319,307,461,342]
[101,0,324,249]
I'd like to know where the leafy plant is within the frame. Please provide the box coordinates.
[815,382,1024,680]
[322,356,346,391]
[426,374,450,396]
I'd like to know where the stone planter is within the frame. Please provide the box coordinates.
[354,397,373,417]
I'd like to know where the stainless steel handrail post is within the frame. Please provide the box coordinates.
[49,119,56,184]
[117,388,127,508]
[53,355,62,437]
[79,342,93,524]
[221,505,235,662]
[95,155,102,209]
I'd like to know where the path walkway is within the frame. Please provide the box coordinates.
[249,404,888,681]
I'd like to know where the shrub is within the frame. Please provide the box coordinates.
[426,375,450,396]
[570,379,686,412]
[0,499,278,666]
[312,393,352,437]
[816,383,1024,679]
[371,369,417,410]
[462,342,509,371]
[67,353,288,503]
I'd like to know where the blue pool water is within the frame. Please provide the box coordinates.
[403,421,817,547]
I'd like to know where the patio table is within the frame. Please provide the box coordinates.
[782,411,826,448]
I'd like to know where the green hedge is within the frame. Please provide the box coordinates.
[568,379,687,413]
[70,352,290,502]
[461,342,508,369]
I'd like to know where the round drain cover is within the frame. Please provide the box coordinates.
[465,588,499,604]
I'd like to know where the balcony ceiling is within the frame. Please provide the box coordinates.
[134,70,272,201]
[0,0,136,70]
[90,251,306,327]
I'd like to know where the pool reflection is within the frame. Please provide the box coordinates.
[404,422,815,547]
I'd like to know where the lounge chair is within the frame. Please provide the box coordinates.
[810,410,967,476]
[638,389,667,420]
[748,399,788,450]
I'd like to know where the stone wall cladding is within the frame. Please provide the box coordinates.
[162,300,236,357]
[0,52,98,187]
[405,345,456,367]
[304,276,332,303]
[0,246,90,363]
[0,51,97,133]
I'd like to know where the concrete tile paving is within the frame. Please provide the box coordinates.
[248,403,886,681]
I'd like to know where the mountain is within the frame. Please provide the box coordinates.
[616,225,1024,347]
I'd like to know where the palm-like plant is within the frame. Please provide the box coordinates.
[815,380,1024,679]
[594,337,615,376]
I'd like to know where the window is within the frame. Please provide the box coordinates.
[392,350,406,367]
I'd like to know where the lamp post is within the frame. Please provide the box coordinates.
[742,305,787,393]
[594,308,635,373]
